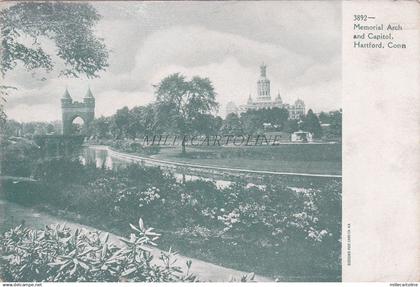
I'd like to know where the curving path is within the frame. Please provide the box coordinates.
[0,199,272,282]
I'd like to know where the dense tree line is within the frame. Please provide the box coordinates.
[1,120,61,138]
[1,104,341,143]
[222,107,291,135]
[86,105,340,142]
[1,70,341,143]
[318,110,342,140]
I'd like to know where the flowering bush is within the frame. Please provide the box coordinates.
[2,158,341,279]
[0,219,197,282]
[193,180,342,247]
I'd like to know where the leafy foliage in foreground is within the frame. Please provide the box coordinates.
[0,219,198,282]
[2,158,341,279]
[0,2,108,78]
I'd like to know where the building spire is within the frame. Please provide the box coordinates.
[257,62,270,100]
[62,88,72,100]
[275,90,282,103]
[260,62,267,77]
[247,94,253,104]
[84,86,94,98]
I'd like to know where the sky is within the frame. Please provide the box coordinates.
[4,1,342,122]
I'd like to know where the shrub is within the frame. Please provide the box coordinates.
[0,138,40,177]
[0,219,198,282]
[2,157,341,278]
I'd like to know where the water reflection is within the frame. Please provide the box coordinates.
[79,146,231,188]
[80,147,128,171]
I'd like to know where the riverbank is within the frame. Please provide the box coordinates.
[95,139,342,176]
[1,155,341,281]
[86,145,342,180]
[151,145,342,175]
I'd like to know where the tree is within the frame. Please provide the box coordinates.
[240,110,261,134]
[22,122,36,136]
[0,2,108,78]
[284,119,299,133]
[154,73,218,154]
[46,123,55,134]
[318,111,330,124]
[0,2,109,125]
[302,109,322,139]
[127,106,147,139]
[2,119,22,137]
[91,116,111,139]
[142,104,159,136]
[113,107,131,139]
[221,113,243,135]
[239,107,289,134]
[328,110,342,140]
[268,107,289,129]
[192,114,223,137]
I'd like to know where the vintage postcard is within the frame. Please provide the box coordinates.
[0,0,418,285]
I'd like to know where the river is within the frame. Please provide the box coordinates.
[79,146,232,188]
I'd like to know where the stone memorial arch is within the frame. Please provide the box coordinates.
[61,88,95,135]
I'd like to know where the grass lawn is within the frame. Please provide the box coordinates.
[148,146,342,175]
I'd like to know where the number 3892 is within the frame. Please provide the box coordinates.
[354,15,368,21]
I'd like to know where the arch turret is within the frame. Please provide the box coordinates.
[61,88,72,106]
[83,87,95,107]
[61,88,95,135]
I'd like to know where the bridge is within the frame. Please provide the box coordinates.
[33,135,85,158]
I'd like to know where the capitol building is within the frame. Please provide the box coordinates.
[226,64,306,120]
